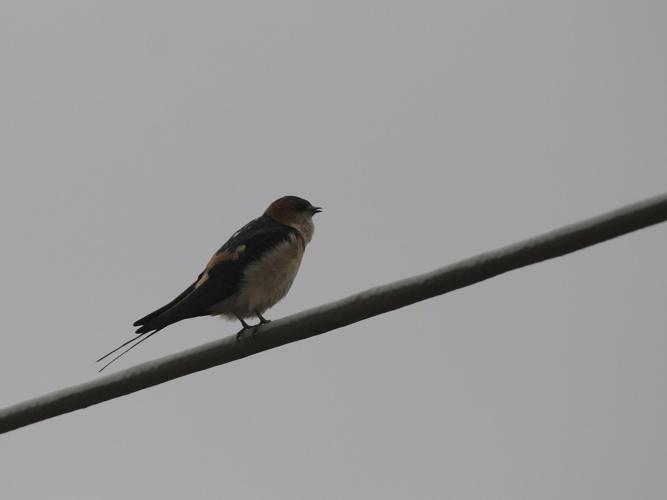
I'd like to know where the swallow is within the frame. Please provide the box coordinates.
[97,195,321,371]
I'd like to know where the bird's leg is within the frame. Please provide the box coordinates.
[236,317,253,341]
[256,312,271,325]
[236,313,270,341]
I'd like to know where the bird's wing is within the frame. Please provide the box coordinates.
[133,216,297,333]
[132,281,197,329]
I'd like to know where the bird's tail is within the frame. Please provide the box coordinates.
[95,327,164,372]
[96,306,195,372]
[97,285,199,372]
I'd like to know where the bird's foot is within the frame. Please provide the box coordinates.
[236,318,251,341]
[256,312,271,325]
[236,318,262,341]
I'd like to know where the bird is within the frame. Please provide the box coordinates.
[96,195,321,372]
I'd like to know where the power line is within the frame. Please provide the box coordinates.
[1,192,666,435]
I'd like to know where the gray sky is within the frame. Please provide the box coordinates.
[1,1,666,498]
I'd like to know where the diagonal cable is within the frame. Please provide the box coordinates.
[1,192,666,435]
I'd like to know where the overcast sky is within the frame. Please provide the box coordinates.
[1,1,666,499]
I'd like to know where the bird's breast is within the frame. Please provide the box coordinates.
[210,233,305,318]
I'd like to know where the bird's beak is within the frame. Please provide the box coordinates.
[311,206,323,214]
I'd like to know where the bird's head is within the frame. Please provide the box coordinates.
[264,196,322,240]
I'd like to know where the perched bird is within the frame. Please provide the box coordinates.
[97,195,321,371]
